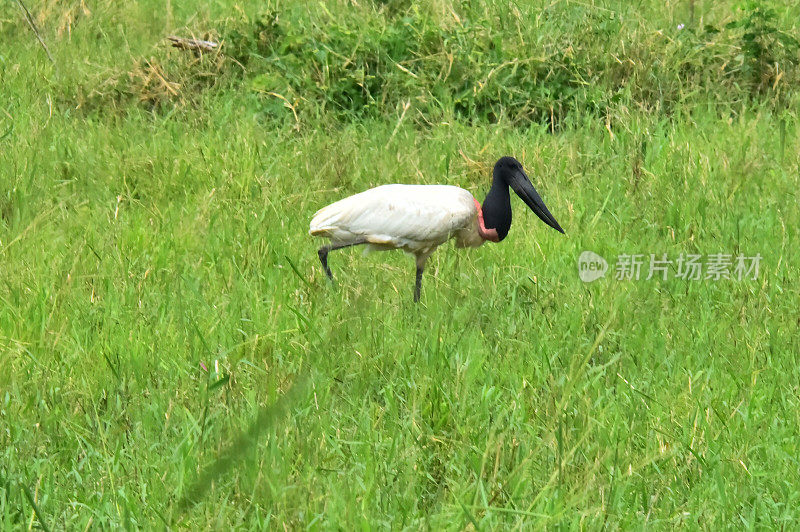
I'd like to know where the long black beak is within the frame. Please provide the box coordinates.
[509,171,565,234]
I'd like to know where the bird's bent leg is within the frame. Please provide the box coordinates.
[318,248,333,280]
[318,240,367,281]
[413,254,430,303]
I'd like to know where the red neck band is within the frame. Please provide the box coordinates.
[474,198,500,242]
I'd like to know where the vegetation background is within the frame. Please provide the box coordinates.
[2,0,799,528]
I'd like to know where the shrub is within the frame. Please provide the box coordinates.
[223,2,798,125]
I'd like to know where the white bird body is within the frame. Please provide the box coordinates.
[309,184,486,256]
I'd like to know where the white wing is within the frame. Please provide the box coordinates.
[309,184,478,253]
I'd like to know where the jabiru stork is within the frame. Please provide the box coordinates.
[309,156,564,302]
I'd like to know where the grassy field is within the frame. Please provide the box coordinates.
[2,0,800,528]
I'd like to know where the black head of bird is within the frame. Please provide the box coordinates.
[481,156,565,241]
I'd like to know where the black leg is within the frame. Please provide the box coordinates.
[317,240,367,281]
[414,266,423,302]
[413,254,431,303]
[318,248,333,280]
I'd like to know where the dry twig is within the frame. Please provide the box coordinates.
[166,36,219,53]
[14,0,55,65]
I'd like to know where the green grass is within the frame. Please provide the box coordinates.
[2,0,800,528]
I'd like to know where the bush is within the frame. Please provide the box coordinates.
[55,1,799,123]
[221,2,798,126]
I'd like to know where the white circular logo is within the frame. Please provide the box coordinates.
[578,251,608,283]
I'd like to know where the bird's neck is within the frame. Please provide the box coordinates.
[482,180,511,241]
